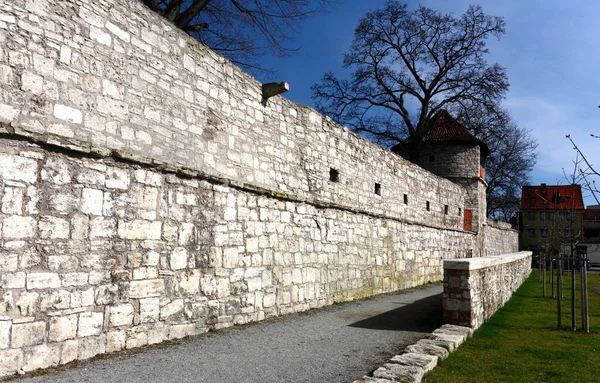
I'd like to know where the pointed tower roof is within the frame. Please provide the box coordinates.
[391,110,490,156]
[420,110,490,156]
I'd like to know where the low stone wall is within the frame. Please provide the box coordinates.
[443,251,532,329]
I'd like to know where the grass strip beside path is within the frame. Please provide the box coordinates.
[423,272,600,383]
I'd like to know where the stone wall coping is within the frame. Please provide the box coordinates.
[485,220,516,231]
[443,251,532,271]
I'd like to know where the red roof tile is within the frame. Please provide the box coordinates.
[521,184,584,210]
[423,110,490,155]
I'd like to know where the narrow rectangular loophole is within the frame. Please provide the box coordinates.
[458,207,462,216]
[444,205,449,215]
[403,194,408,205]
[374,183,381,195]
[329,168,339,182]
[426,201,430,211]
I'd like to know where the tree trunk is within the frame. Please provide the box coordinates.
[557,256,562,329]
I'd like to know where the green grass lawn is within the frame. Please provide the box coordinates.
[423,271,600,383]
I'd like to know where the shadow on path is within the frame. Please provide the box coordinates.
[349,292,443,332]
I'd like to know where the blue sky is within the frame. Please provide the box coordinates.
[258,0,600,206]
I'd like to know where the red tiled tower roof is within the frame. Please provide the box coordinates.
[392,110,490,156]
[521,184,584,210]
[422,110,490,156]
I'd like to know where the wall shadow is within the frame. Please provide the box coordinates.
[348,293,443,332]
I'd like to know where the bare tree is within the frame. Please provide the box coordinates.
[453,103,538,220]
[567,134,600,204]
[311,1,509,163]
[141,0,336,73]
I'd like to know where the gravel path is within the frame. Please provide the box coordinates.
[19,285,443,383]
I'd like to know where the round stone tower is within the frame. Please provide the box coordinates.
[392,110,490,253]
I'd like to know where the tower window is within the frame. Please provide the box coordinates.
[374,183,381,195]
[426,201,430,211]
[403,194,408,205]
[458,207,462,216]
[444,205,449,215]
[329,168,339,182]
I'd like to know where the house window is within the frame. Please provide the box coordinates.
[547,211,555,220]
[329,168,339,182]
[403,194,408,204]
[540,211,546,221]
[541,228,548,238]
[374,183,381,195]
[444,205,449,215]
[528,228,536,238]
[426,201,430,211]
[558,212,565,221]
[528,211,536,220]
[566,212,572,221]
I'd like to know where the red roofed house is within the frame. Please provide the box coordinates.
[519,183,585,256]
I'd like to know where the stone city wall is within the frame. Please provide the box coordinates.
[0,138,475,376]
[484,220,519,256]
[443,251,532,329]
[0,0,468,229]
[0,0,517,377]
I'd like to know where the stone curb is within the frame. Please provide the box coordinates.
[352,324,473,383]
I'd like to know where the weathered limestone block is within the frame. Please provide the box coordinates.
[0,272,26,289]
[77,312,104,337]
[109,304,134,327]
[117,220,161,240]
[416,338,455,353]
[160,299,184,320]
[78,335,106,360]
[0,349,23,377]
[105,167,130,190]
[389,353,437,373]
[0,253,18,272]
[106,330,126,352]
[0,154,38,184]
[1,187,24,215]
[11,321,46,348]
[2,216,36,239]
[22,343,61,372]
[373,364,424,383]
[81,188,104,215]
[125,326,148,349]
[38,216,70,239]
[27,273,61,290]
[94,285,119,305]
[139,298,160,323]
[170,247,188,270]
[60,339,78,365]
[178,270,201,295]
[353,378,395,383]
[429,332,464,349]
[62,272,89,287]
[438,324,473,338]
[168,323,196,340]
[129,279,164,298]
[49,314,78,342]
[0,320,11,349]
[405,343,449,360]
